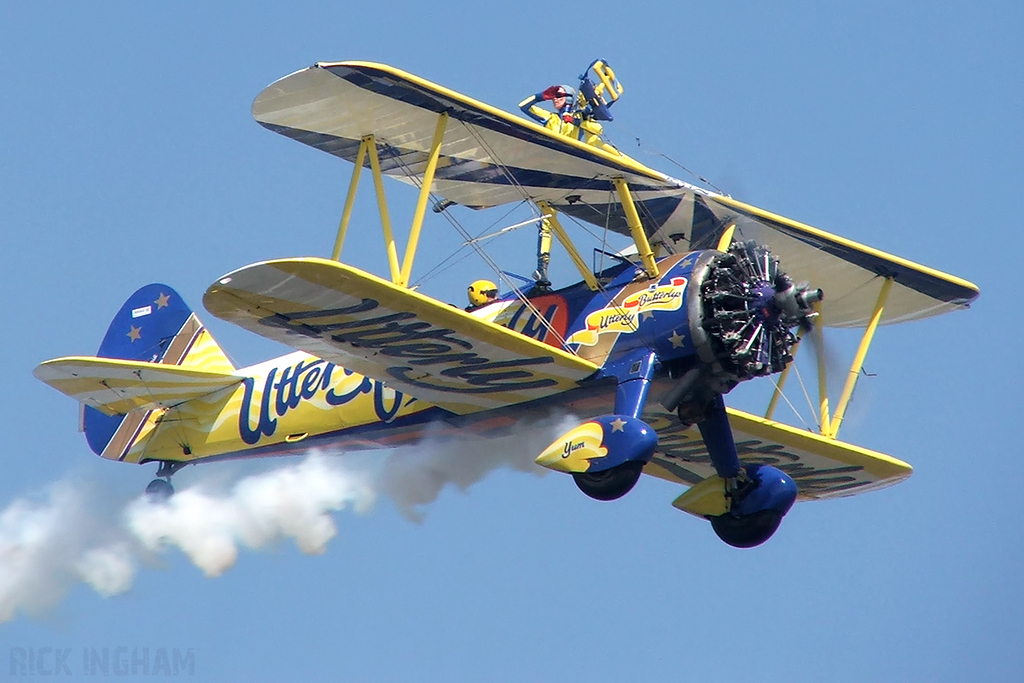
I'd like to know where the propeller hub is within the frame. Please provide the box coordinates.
[751,282,780,324]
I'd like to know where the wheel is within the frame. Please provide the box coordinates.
[572,461,644,501]
[145,478,174,501]
[710,509,784,548]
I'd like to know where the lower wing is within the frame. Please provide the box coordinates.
[203,257,599,415]
[644,406,912,507]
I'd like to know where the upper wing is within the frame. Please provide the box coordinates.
[33,356,242,416]
[642,406,912,503]
[252,61,684,213]
[203,257,599,415]
[253,61,978,328]
[699,196,980,327]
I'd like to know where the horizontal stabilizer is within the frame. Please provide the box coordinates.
[34,356,242,416]
[204,257,599,415]
[644,407,912,502]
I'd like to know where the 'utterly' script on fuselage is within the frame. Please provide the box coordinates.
[238,357,409,445]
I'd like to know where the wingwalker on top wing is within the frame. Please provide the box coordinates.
[35,60,979,547]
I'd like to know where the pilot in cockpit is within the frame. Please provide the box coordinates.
[465,279,498,311]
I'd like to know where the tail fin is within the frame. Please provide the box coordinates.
[81,284,234,458]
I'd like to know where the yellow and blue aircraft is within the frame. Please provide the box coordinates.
[34,60,980,548]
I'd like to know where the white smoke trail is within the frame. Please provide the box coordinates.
[126,455,377,577]
[0,413,577,622]
[0,483,133,621]
[380,413,579,520]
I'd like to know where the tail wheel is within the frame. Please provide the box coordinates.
[145,478,174,501]
[572,461,644,501]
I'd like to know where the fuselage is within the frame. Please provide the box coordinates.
[122,252,718,466]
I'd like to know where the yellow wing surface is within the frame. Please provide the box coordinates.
[642,406,912,503]
[33,357,242,416]
[203,257,599,415]
[253,61,978,328]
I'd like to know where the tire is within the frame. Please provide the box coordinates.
[572,461,644,501]
[710,509,783,548]
[145,478,174,501]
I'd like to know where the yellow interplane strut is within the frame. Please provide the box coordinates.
[365,134,402,283]
[536,201,600,291]
[400,112,449,287]
[813,311,831,436]
[332,112,450,287]
[827,277,893,438]
[716,222,736,252]
[612,178,659,279]
[765,279,892,438]
[765,328,805,421]
[332,137,369,261]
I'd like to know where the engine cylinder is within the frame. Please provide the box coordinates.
[687,241,819,385]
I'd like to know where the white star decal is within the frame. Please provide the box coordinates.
[668,330,685,348]
[610,418,627,432]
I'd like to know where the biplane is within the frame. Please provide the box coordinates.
[34,60,979,548]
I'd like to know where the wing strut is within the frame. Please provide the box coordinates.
[329,112,450,288]
[536,201,600,291]
[401,112,449,287]
[612,178,659,279]
[332,137,369,261]
[814,315,831,435]
[765,327,806,421]
[827,277,893,438]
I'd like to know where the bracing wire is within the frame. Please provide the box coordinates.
[455,121,655,346]
[604,119,728,195]
[414,200,531,287]
[766,374,814,433]
[381,135,576,352]
[376,119,676,352]
[790,357,820,430]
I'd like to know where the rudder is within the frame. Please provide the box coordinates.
[83,284,234,458]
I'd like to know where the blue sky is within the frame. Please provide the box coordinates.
[1,1,1021,680]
